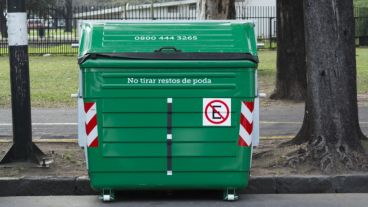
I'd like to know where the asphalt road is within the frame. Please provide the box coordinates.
[0,104,368,139]
[1,194,368,207]
[0,108,78,139]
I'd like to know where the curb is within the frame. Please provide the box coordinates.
[243,175,368,194]
[0,175,368,196]
[0,176,95,196]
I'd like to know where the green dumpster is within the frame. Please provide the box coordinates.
[77,21,259,202]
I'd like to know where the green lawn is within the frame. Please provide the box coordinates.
[357,48,368,94]
[0,48,367,107]
[258,49,277,95]
[0,45,78,56]
[0,56,79,107]
[257,48,368,95]
[355,0,368,7]
[0,29,77,39]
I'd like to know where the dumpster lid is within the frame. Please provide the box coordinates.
[78,21,258,64]
[78,51,259,64]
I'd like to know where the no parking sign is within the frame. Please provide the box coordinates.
[203,98,231,126]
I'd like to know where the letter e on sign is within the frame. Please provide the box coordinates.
[203,98,231,126]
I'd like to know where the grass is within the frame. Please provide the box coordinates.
[257,49,277,95]
[0,45,78,56]
[0,48,367,107]
[357,48,368,94]
[27,45,77,55]
[0,56,79,107]
[0,29,77,39]
[257,48,368,95]
[354,0,368,7]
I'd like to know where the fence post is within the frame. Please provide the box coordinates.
[125,3,128,20]
[123,3,126,20]
[1,0,46,165]
[269,17,274,49]
[151,1,154,20]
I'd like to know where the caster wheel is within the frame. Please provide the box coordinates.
[99,189,115,202]
[223,188,239,201]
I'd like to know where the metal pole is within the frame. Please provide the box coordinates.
[269,17,273,49]
[125,3,128,20]
[1,0,45,164]
[151,0,154,20]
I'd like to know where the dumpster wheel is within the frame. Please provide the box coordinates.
[99,189,115,202]
[223,188,239,201]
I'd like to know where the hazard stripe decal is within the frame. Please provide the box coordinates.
[84,102,94,113]
[238,101,254,147]
[167,98,173,176]
[84,102,98,148]
[240,114,253,134]
[85,115,97,135]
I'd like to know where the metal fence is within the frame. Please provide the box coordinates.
[0,5,366,55]
[355,7,368,46]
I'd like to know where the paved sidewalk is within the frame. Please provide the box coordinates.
[1,104,367,139]
[1,171,368,196]
[1,194,368,207]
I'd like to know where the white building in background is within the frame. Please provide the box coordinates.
[74,0,276,39]
[74,0,199,20]
[243,0,276,7]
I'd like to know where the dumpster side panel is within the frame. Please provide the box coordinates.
[83,67,254,191]
[89,172,248,190]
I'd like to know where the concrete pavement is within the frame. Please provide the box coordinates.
[0,104,368,139]
[1,194,368,207]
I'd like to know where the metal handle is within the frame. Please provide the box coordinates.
[259,93,267,98]
[154,47,182,53]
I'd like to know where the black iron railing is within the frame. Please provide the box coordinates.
[0,5,366,55]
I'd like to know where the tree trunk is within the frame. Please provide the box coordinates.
[270,0,306,101]
[197,0,236,20]
[295,0,367,173]
[64,0,73,32]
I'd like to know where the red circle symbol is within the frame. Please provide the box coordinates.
[205,100,230,124]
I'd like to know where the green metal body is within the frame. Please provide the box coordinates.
[78,21,258,192]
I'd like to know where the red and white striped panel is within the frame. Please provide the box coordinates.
[84,102,98,148]
[238,101,254,147]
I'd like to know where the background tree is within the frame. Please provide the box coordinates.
[290,0,367,173]
[52,0,73,32]
[64,0,73,32]
[270,0,306,101]
[197,0,236,20]
[0,0,54,38]
[26,0,55,14]
[0,0,6,38]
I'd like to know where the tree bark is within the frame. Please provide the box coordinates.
[294,0,367,173]
[197,0,236,20]
[270,0,306,101]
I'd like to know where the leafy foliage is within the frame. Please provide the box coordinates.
[354,0,368,7]
[26,0,56,11]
